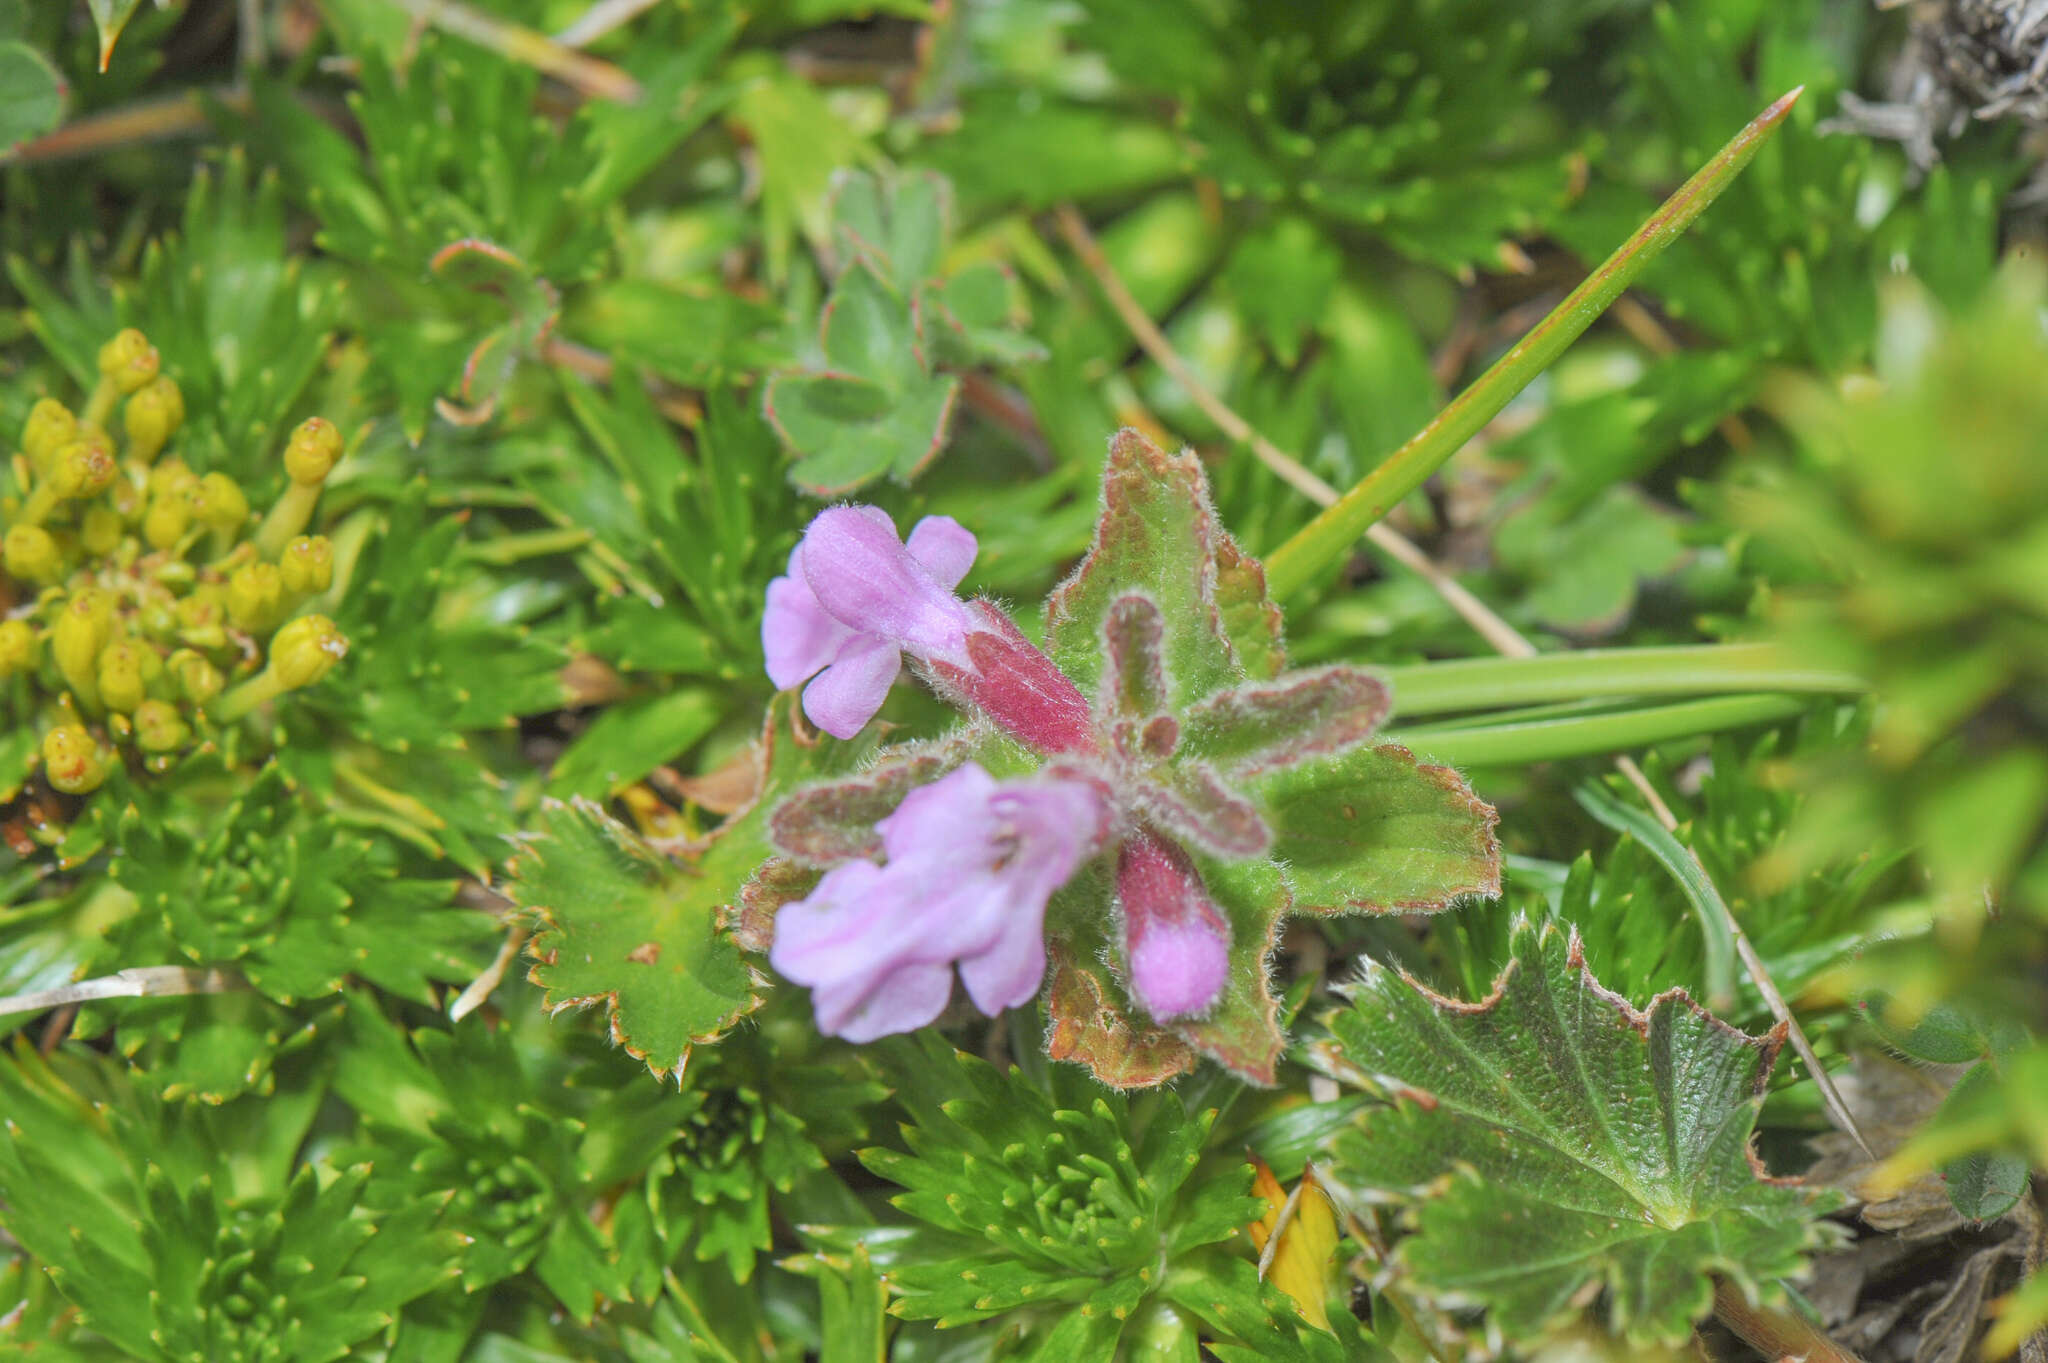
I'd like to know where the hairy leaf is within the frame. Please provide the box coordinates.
[1321,917,1838,1346]
[1251,742,1499,914]
[1045,428,1245,707]
[1180,665,1389,778]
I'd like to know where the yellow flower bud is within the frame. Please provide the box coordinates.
[149,458,197,502]
[168,648,223,705]
[279,535,334,595]
[42,725,108,795]
[97,640,148,713]
[190,472,250,534]
[137,595,178,639]
[21,399,78,467]
[132,698,190,754]
[3,524,61,582]
[97,329,160,396]
[122,376,185,464]
[269,613,347,690]
[80,505,123,557]
[48,438,118,500]
[227,562,282,632]
[283,417,344,485]
[175,586,227,649]
[52,588,115,698]
[143,494,192,552]
[0,619,38,675]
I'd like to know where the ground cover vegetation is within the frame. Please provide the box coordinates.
[3,1,2047,1359]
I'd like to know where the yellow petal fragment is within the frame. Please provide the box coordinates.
[1245,1153,1339,1332]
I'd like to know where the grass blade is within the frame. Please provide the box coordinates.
[1263,87,1804,600]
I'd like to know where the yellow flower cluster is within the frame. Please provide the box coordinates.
[1,330,350,796]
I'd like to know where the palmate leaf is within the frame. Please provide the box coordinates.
[515,797,759,1083]
[1320,917,1839,1347]
[764,261,960,495]
[517,697,863,1079]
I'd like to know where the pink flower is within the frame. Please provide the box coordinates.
[1117,830,1232,1021]
[763,508,979,739]
[762,505,1096,752]
[769,763,1108,1041]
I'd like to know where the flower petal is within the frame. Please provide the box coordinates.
[956,914,1050,1014]
[904,515,977,590]
[763,552,855,690]
[820,960,954,1042]
[1118,831,1232,1021]
[801,507,975,662]
[800,634,903,739]
[771,763,1107,1041]
[1126,915,1230,1021]
[875,763,1002,864]
[768,859,890,985]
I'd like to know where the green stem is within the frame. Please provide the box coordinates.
[79,376,119,430]
[215,668,285,722]
[1263,87,1804,600]
[1384,693,1809,767]
[15,483,59,528]
[1379,642,1864,719]
[255,482,321,559]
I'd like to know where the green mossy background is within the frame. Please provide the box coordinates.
[3,1,2046,1359]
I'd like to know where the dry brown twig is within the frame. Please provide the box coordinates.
[390,0,641,103]
[0,966,245,1020]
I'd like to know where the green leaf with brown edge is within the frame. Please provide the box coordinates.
[1179,664,1390,779]
[1044,951,1198,1088]
[764,260,961,495]
[1320,916,1839,1348]
[1044,428,1244,709]
[519,696,864,1079]
[516,795,759,1082]
[1247,742,1499,914]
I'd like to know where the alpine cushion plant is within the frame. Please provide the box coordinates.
[753,429,1501,1083]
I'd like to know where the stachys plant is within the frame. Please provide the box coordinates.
[749,429,1500,1084]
